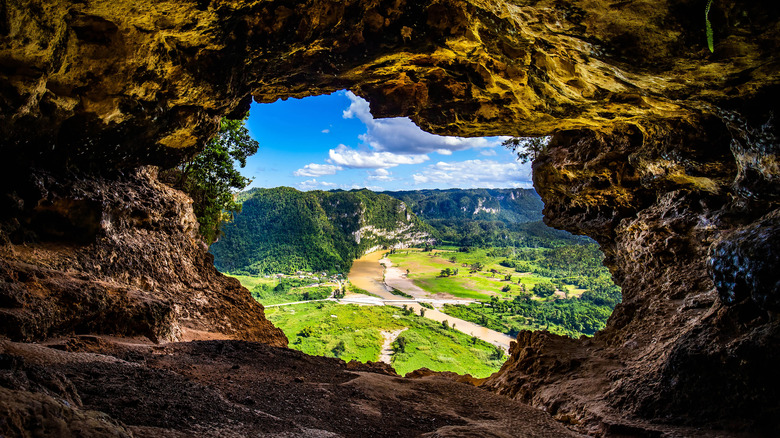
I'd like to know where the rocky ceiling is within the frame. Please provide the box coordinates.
[1,0,778,435]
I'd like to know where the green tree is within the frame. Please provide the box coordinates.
[490,345,504,360]
[162,115,259,244]
[532,281,556,298]
[332,340,346,357]
[501,136,550,164]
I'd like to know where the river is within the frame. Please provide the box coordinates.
[347,250,515,351]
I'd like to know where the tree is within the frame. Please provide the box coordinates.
[161,114,259,244]
[332,340,346,357]
[532,281,556,298]
[501,136,550,164]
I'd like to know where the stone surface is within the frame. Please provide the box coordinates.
[0,0,778,436]
[0,338,583,438]
[484,117,779,433]
[0,167,287,347]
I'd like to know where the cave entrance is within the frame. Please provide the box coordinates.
[204,91,621,378]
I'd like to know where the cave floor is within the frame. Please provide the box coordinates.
[0,336,758,437]
[1,337,581,437]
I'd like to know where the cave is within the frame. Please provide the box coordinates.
[1,1,778,437]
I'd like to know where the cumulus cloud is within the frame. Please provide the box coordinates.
[293,163,343,177]
[366,168,395,181]
[480,148,498,156]
[298,179,337,191]
[412,159,533,188]
[343,91,508,155]
[321,128,330,133]
[327,144,428,169]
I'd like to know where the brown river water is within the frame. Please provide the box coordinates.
[347,251,514,351]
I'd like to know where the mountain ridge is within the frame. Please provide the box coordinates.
[212,187,586,275]
[381,188,544,224]
[210,187,434,275]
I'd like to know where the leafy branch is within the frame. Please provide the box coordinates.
[705,0,714,53]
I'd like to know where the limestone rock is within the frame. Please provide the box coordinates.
[0,0,778,435]
[0,167,287,346]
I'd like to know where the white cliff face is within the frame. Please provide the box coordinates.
[474,198,500,215]
[351,201,434,254]
[353,223,433,249]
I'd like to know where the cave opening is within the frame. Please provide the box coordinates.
[202,91,622,379]
[0,0,777,435]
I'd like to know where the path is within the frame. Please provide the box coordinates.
[348,251,515,351]
[378,328,407,364]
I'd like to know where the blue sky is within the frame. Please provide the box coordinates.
[242,90,533,192]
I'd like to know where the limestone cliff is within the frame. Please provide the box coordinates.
[1,0,778,436]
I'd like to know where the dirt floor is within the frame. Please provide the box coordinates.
[0,336,583,437]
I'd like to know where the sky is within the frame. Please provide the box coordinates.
[241,90,533,192]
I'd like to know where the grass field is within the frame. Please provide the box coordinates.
[266,302,505,378]
[228,274,338,305]
[229,274,278,291]
[387,249,560,300]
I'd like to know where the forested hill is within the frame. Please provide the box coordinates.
[382,189,544,223]
[383,189,586,248]
[210,187,433,275]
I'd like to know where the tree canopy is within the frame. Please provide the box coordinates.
[162,115,258,244]
[501,136,551,164]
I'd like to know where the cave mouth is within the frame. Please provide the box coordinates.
[1,0,777,434]
[203,91,622,379]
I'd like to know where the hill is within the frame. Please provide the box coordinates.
[383,188,588,248]
[210,187,433,275]
[382,188,544,223]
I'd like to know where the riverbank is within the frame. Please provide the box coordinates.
[347,251,515,351]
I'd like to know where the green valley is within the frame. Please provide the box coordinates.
[219,187,621,376]
[265,301,506,378]
[211,187,433,275]
[388,244,620,338]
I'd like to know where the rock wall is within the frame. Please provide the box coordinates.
[0,167,287,346]
[1,0,778,435]
[484,115,779,433]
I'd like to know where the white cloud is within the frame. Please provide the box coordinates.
[366,168,395,181]
[298,179,337,191]
[480,148,497,156]
[293,163,343,177]
[322,129,330,133]
[411,159,533,188]
[327,144,429,169]
[343,91,509,155]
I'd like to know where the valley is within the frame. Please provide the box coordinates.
[224,188,620,377]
